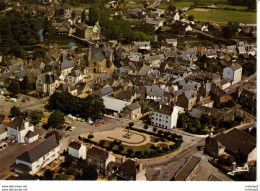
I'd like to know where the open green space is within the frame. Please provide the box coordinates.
[102,140,154,153]
[187,8,256,24]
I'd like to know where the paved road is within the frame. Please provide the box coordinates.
[148,0,161,8]
[145,139,205,180]
[0,141,40,180]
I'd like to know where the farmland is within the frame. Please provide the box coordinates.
[187,8,256,24]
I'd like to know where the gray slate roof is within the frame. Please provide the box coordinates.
[16,135,59,163]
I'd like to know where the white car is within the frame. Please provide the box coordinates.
[10,98,17,102]
[65,121,71,125]
[69,126,76,131]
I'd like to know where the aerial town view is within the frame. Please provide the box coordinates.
[0,0,257,183]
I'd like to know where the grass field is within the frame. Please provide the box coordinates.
[102,140,154,153]
[187,8,256,24]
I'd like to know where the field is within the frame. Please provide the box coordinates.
[187,8,256,24]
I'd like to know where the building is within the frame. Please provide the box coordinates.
[150,103,184,129]
[177,91,197,110]
[75,22,101,41]
[14,135,60,175]
[36,72,60,96]
[117,159,146,181]
[122,102,142,120]
[7,118,38,143]
[0,124,7,141]
[68,141,86,160]
[87,146,116,176]
[223,64,242,85]
[205,128,256,163]
[173,152,205,181]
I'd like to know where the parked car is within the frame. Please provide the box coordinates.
[65,121,71,125]
[95,119,104,123]
[69,126,76,131]
[65,126,71,131]
[80,119,85,122]
[77,118,82,121]
[95,123,101,127]
[102,120,108,124]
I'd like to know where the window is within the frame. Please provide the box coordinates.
[166,121,168,123]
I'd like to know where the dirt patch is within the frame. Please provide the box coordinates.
[193,8,210,12]
[157,143,168,148]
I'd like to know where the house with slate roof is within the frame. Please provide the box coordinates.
[122,102,142,120]
[87,48,107,73]
[36,72,61,96]
[150,103,184,129]
[68,140,86,159]
[223,63,242,85]
[205,128,256,163]
[117,159,147,180]
[87,146,116,176]
[14,135,60,174]
[7,118,38,143]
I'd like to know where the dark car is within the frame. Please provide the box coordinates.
[65,126,71,131]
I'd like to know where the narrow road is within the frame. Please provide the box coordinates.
[148,0,161,9]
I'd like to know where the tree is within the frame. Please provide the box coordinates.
[135,151,142,157]
[163,131,170,137]
[118,145,124,152]
[222,21,239,39]
[162,146,169,152]
[153,127,157,133]
[88,4,100,25]
[81,9,86,23]
[143,124,148,130]
[0,0,7,12]
[43,169,54,180]
[127,148,134,156]
[99,140,105,147]
[88,134,94,139]
[246,0,256,10]
[129,122,134,128]
[7,81,20,95]
[30,110,44,125]
[47,110,65,128]
[188,15,194,21]
[109,142,115,148]
[157,130,163,135]
[81,165,98,180]
[10,106,22,118]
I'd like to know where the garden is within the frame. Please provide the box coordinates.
[79,123,183,159]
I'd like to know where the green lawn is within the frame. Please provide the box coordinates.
[187,8,256,24]
[102,140,154,153]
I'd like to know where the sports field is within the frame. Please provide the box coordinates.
[187,8,256,24]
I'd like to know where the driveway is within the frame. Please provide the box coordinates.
[0,141,41,180]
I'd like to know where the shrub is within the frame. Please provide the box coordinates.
[118,145,124,151]
[88,134,94,139]
[162,146,169,152]
[155,138,159,142]
[99,140,105,147]
[143,124,149,130]
[150,145,157,150]
[153,127,157,133]
[109,142,115,148]
[157,130,163,135]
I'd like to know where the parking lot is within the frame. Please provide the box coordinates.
[60,117,131,142]
[0,141,40,180]
[0,95,48,115]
